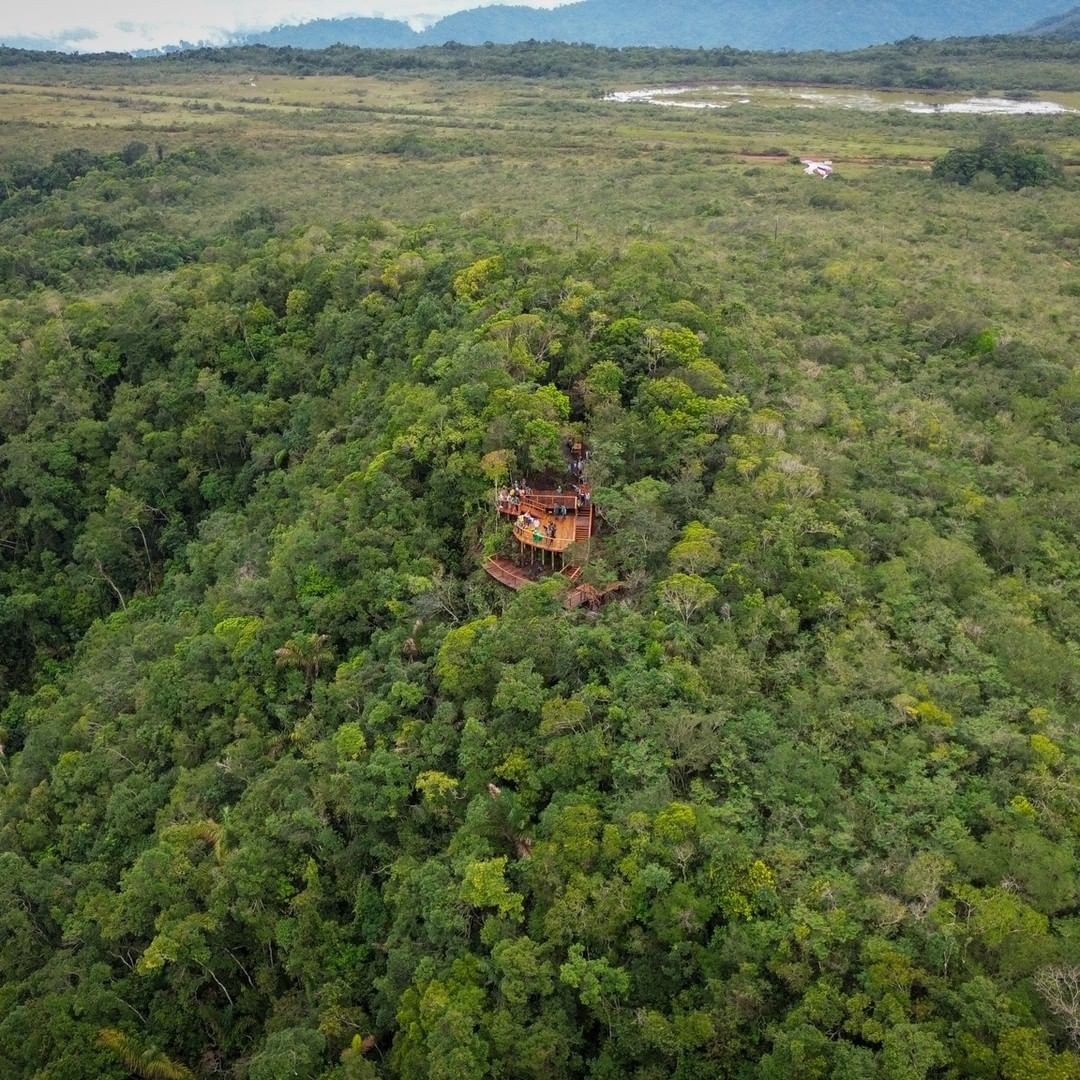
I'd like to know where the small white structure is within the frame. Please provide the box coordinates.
[802,159,833,178]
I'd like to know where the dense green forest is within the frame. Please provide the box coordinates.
[1,38,1080,1080]
[4,35,1080,91]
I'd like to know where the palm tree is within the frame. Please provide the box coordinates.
[98,1029,195,1080]
[274,632,333,690]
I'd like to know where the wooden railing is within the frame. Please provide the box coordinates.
[512,521,574,552]
[498,493,580,516]
[484,557,530,589]
[522,492,578,510]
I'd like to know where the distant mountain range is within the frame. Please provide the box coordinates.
[232,1,1075,52]
[1025,5,1080,36]
[6,0,1078,55]
[236,16,418,50]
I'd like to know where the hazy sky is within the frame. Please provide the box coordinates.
[1,0,568,51]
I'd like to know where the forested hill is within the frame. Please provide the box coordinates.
[237,16,419,50]
[15,0,1071,54]
[420,0,1067,50]
[234,0,1068,52]
[1025,6,1080,37]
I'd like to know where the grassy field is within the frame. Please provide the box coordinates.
[0,48,1077,351]
[2,68,1078,188]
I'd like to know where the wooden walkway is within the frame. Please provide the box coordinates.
[484,557,533,591]
[483,556,605,610]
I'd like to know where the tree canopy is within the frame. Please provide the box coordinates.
[1,38,1080,1080]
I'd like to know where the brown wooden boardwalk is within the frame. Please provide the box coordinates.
[483,556,599,609]
[484,557,533,591]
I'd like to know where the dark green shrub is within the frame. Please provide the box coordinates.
[932,131,1064,190]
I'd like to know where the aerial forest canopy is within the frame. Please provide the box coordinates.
[1,37,1080,1080]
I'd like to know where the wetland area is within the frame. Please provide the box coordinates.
[604,82,1079,114]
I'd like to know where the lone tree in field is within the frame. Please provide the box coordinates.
[932,128,1063,190]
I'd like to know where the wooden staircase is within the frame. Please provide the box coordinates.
[573,505,593,544]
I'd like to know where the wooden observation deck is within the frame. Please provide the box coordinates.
[496,489,593,560]
[484,468,605,605]
[482,441,612,607]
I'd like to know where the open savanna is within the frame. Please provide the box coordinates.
[1,48,1077,358]
[0,58,1075,282]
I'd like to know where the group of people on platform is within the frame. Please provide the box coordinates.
[497,483,532,513]
[496,451,592,525]
[490,445,593,553]
[567,444,591,482]
[514,511,558,545]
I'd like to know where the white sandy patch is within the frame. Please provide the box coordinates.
[604,85,1075,116]
[904,97,1073,115]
